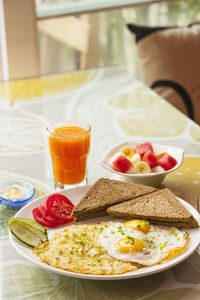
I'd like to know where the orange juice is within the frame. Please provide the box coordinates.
[48,123,91,185]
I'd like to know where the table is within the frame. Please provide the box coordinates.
[0,66,200,299]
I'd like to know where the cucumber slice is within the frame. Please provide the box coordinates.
[8,218,47,234]
[24,223,48,243]
[8,218,48,247]
[9,222,42,248]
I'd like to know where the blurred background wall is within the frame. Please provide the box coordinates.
[36,0,200,78]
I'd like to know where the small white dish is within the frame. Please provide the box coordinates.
[9,185,200,280]
[100,141,184,186]
[0,180,35,207]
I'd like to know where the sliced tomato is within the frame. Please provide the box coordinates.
[39,204,63,225]
[32,207,58,228]
[45,194,75,223]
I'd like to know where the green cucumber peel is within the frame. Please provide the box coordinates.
[8,218,48,246]
[8,218,47,234]
[9,223,43,248]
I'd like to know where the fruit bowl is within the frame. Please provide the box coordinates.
[99,141,184,187]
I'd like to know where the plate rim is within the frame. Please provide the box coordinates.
[9,185,200,281]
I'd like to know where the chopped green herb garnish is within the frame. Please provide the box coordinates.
[57,248,63,255]
[87,263,96,267]
[58,239,66,244]
[143,220,150,225]
[127,236,135,244]
[72,232,78,238]
[73,239,84,245]
[169,230,178,237]
[80,232,87,237]
[118,227,125,235]
[160,241,168,250]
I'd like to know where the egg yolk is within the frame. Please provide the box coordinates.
[164,246,186,261]
[123,220,150,233]
[115,237,145,253]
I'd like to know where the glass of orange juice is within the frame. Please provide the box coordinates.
[47,121,91,190]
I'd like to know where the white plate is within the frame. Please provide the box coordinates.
[9,185,200,280]
[100,141,184,186]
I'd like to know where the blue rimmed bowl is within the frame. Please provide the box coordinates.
[0,179,35,207]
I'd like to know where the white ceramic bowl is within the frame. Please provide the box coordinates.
[100,141,184,187]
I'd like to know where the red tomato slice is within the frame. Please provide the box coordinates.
[39,204,63,225]
[32,207,58,228]
[45,194,75,222]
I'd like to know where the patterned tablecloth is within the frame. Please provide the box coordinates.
[0,66,199,299]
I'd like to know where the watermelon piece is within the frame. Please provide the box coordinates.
[143,151,158,168]
[112,155,131,173]
[136,142,154,158]
[158,153,177,171]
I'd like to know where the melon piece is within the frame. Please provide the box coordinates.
[136,142,154,158]
[109,152,131,173]
[158,153,177,171]
[143,151,158,168]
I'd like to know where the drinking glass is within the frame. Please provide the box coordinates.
[47,121,91,190]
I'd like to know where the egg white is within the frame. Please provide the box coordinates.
[99,222,187,266]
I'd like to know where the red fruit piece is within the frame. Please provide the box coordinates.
[45,194,75,223]
[136,142,154,158]
[143,151,158,168]
[40,204,61,223]
[32,207,58,228]
[158,153,177,171]
[113,155,131,173]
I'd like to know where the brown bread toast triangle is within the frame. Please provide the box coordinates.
[72,178,157,220]
[107,188,199,229]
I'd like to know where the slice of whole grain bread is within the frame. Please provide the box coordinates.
[141,219,196,229]
[74,210,107,221]
[107,188,199,229]
[72,178,157,219]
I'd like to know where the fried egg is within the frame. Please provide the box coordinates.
[34,220,188,275]
[33,224,138,275]
[99,220,188,266]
